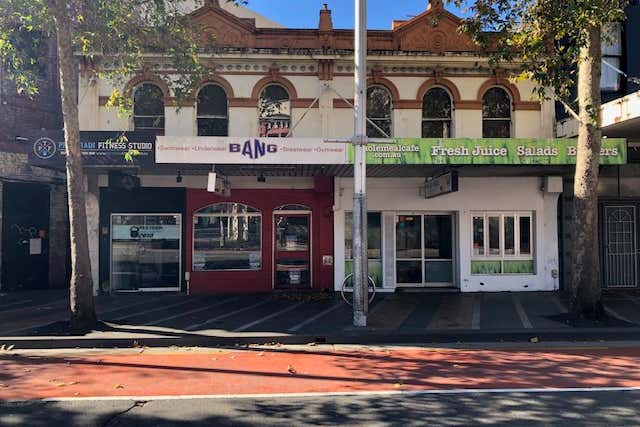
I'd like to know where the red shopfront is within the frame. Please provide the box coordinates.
[185,179,334,294]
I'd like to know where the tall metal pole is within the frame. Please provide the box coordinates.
[352,0,368,327]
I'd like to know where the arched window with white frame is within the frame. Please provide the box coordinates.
[197,84,229,136]
[366,85,393,138]
[258,84,291,138]
[133,83,165,135]
[422,87,453,138]
[482,87,512,138]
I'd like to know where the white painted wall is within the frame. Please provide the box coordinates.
[334,177,562,293]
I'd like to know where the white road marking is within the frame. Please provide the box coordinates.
[144,297,239,326]
[11,385,640,403]
[288,301,344,332]
[551,295,568,313]
[186,300,270,331]
[512,294,533,329]
[472,294,481,330]
[604,305,636,325]
[111,299,194,322]
[0,296,174,335]
[233,302,306,332]
[0,299,33,309]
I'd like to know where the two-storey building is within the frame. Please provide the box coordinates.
[31,0,626,297]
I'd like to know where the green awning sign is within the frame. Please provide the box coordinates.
[347,138,627,165]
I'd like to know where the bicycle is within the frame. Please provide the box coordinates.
[340,273,376,306]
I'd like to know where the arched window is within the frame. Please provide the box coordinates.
[193,203,262,271]
[366,86,393,138]
[258,84,291,138]
[197,84,228,136]
[482,87,512,138]
[133,83,165,135]
[422,87,452,138]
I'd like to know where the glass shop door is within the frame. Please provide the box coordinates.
[274,213,311,289]
[111,214,181,292]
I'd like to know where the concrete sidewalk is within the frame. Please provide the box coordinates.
[1,290,639,348]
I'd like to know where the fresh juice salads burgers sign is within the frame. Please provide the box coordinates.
[347,138,627,165]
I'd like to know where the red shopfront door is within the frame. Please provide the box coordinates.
[274,213,311,289]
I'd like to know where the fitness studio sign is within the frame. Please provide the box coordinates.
[348,138,627,165]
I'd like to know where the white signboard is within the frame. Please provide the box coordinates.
[156,137,346,165]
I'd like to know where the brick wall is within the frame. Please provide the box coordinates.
[0,35,67,290]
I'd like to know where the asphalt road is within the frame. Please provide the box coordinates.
[2,390,640,426]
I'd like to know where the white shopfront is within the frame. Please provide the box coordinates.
[334,176,563,293]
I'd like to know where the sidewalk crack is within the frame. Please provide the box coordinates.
[101,400,147,427]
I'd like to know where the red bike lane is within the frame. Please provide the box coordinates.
[1,345,640,400]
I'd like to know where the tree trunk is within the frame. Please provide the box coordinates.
[50,0,97,329]
[571,24,603,319]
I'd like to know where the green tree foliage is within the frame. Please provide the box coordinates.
[0,0,239,328]
[453,0,629,318]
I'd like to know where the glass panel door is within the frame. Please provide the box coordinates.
[396,213,455,287]
[396,215,423,284]
[424,214,454,286]
[274,213,311,288]
[111,214,181,291]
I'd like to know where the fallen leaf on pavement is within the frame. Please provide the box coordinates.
[307,342,317,347]
[287,365,297,374]
[0,383,9,388]
[114,384,124,389]
[530,336,540,343]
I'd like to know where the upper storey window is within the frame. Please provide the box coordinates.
[133,83,165,135]
[366,86,393,138]
[422,87,452,138]
[482,87,512,138]
[258,84,291,138]
[197,84,229,136]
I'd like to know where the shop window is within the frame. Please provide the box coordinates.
[471,212,534,275]
[366,86,393,138]
[482,87,511,138]
[422,87,452,138]
[601,23,622,92]
[258,84,291,138]
[133,83,165,135]
[345,212,382,287]
[193,203,262,271]
[197,84,228,136]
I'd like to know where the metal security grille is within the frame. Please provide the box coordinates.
[604,206,638,288]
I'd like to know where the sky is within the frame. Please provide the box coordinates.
[241,1,468,30]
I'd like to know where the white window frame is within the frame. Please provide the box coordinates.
[471,212,534,260]
[192,204,263,272]
[421,86,454,138]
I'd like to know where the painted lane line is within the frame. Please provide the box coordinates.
[0,299,33,309]
[233,302,306,332]
[604,305,637,325]
[11,385,640,404]
[288,301,344,332]
[512,294,533,329]
[111,299,195,322]
[144,297,240,326]
[96,295,171,317]
[186,300,271,331]
[471,294,481,330]
[551,295,568,314]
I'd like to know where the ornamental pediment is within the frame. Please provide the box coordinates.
[190,5,257,48]
[394,10,478,52]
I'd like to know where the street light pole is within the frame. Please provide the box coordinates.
[352,0,368,327]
